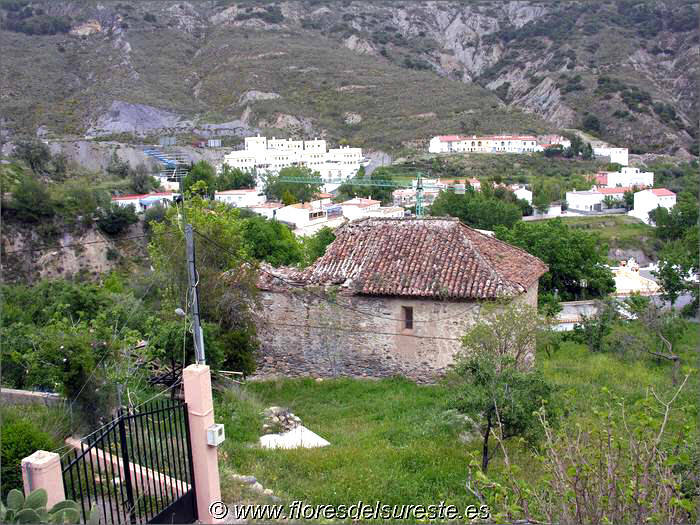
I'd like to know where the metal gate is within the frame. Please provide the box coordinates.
[61,400,197,524]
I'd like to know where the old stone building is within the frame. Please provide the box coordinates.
[254,217,547,382]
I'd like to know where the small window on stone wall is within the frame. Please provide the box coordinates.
[402,306,413,330]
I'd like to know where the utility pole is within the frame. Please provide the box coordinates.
[185,223,206,365]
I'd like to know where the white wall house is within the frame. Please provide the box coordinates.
[276,200,328,229]
[593,147,629,166]
[214,189,267,208]
[596,167,653,188]
[222,135,367,183]
[112,192,178,213]
[533,203,562,217]
[340,198,382,220]
[245,201,284,219]
[537,135,571,149]
[566,187,628,212]
[429,135,541,154]
[512,186,533,204]
[566,190,605,212]
[629,188,676,225]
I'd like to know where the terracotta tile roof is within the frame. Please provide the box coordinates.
[259,217,547,300]
[651,188,675,196]
[598,186,632,194]
[341,198,381,208]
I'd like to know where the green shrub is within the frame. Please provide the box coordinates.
[10,176,55,223]
[97,202,138,235]
[1,420,54,496]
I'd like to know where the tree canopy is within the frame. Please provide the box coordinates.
[335,167,395,204]
[240,215,304,267]
[429,189,522,230]
[182,161,217,196]
[217,165,256,191]
[263,166,322,204]
[495,219,615,303]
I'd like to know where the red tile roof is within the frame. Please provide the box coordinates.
[341,198,381,208]
[598,186,632,194]
[651,188,675,196]
[259,217,547,300]
[595,172,608,185]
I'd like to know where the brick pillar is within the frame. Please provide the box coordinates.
[183,364,221,523]
[21,451,65,509]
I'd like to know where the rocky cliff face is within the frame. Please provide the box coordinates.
[1,0,697,155]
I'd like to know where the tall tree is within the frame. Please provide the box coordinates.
[217,165,256,191]
[430,189,522,229]
[495,219,615,302]
[263,166,322,203]
[13,141,51,174]
[182,160,216,197]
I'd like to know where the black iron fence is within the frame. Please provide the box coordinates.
[61,400,197,524]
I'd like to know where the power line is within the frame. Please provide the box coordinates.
[3,230,178,255]
[192,229,478,325]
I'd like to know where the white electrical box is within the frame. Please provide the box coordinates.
[206,424,225,447]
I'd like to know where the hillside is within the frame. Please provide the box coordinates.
[1,0,697,155]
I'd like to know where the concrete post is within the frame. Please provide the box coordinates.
[183,364,221,523]
[21,451,65,509]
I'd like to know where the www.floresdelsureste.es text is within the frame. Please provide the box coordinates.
[208,500,491,521]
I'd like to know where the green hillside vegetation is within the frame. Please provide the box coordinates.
[562,215,658,258]
[3,1,695,154]
[0,22,549,150]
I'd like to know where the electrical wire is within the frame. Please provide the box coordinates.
[193,228,482,325]
[3,230,179,255]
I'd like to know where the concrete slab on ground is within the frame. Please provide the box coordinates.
[259,425,330,449]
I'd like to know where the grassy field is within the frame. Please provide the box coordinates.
[216,327,699,513]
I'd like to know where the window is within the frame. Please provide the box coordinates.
[402,306,413,330]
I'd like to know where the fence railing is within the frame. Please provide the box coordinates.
[61,400,196,524]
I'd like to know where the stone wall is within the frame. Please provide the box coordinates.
[254,283,538,382]
[0,387,63,406]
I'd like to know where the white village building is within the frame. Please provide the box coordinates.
[214,189,267,208]
[629,188,676,225]
[595,166,653,188]
[222,135,368,183]
[428,134,542,154]
[593,147,629,166]
[246,201,284,220]
[566,187,630,212]
[511,185,533,204]
[339,198,405,220]
[111,192,178,213]
[276,201,329,229]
